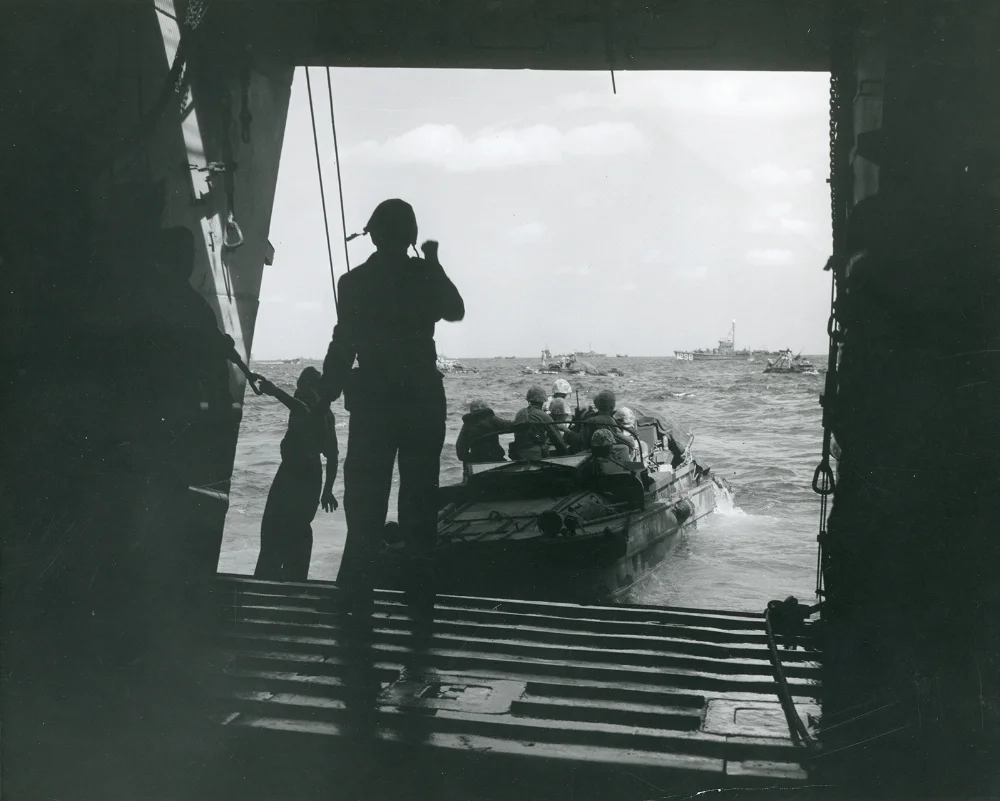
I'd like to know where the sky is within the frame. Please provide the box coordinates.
[252,68,833,360]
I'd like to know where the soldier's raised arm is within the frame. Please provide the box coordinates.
[420,240,464,322]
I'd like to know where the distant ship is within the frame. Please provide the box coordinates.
[573,343,606,358]
[437,355,477,373]
[538,349,609,376]
[674,321,780,362]
[763,350,821,375]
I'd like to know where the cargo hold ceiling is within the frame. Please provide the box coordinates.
[248,0,830,72]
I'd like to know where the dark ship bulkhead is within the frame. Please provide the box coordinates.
[3,1,1000,798]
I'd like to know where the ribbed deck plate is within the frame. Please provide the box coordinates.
[212,574,820,800]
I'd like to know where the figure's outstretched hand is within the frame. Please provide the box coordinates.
[322,489,338,512]
[420,240,439,263]
[258,379,277,397]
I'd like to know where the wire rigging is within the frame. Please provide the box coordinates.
[304,67,340,311]
[325,67,353,273]
[603,1,618,94]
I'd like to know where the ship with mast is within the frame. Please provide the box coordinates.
[674,321,781,362]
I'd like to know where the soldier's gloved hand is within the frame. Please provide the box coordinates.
[420,240,439,263]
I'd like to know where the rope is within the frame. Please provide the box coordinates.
[325,67,353,273]
[304,68,340,311]
[763,602,819,754]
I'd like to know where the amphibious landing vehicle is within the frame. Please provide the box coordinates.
[376,406,723,603]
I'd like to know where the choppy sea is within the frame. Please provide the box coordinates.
[219,356,827,613]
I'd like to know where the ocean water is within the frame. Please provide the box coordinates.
[219,356,827,613]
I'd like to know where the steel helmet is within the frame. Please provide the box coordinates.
[591,429,615,448]
[365,198,418,246]
[526,386,547,405]
[552,378,572,396]
[614,407,636,429]
[594,390,616,413]
[549,398,570,417]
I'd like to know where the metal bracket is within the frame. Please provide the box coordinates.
[188,161,238,176]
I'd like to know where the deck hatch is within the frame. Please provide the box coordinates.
[383,677,525,715]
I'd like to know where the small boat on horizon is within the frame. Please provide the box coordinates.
[763,350,821,375]
[539,349,612,376]
[436,355,478,374]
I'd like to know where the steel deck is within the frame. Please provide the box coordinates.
[212,574,821,800]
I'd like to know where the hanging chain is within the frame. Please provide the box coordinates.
[812,0,854,600]
[173,0,209,95]
[184,0,208,29]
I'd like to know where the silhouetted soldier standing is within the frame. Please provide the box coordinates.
[321,199,465,599]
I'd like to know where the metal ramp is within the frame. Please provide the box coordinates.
[212,575,820,800]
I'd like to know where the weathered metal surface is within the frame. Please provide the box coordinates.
[212,574,820,799]
[243,0,829,73]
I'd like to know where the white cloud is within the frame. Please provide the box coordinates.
[640,248,666,266]
[745,164,814,186]
[763,201,795,217]
[777,218,817,233]
[746,248,794,267]
[670,265,709,280]
[351,122,645,172]
[638,253,708,280]
[555,264,592,276]
[746,216,818,235]
[745,200,820,235]
[506,221,547,243]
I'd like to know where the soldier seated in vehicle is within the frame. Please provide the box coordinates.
[543,378,573,414]
[548,398,573,432]
[589,429,633,474]
[565,390,632,457]
[456,399,514,463]
[510,386,568,460]
[613,406,644,462]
